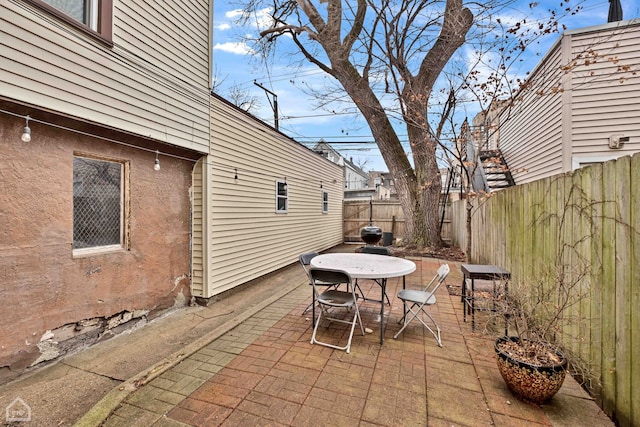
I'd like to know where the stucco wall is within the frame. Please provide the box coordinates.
[0,109,195,384]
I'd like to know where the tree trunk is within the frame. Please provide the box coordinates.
[330,61,443,247]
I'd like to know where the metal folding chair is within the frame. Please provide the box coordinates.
[393,264,450,347]
[299,252,343,324]
[309,267,365,353]
[355,246,392,305]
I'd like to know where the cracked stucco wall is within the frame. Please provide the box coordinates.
[0,112,195,384]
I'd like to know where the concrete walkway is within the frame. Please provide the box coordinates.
[0,247,613,426]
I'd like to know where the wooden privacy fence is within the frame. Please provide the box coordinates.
[343,199,451,243]
[450,154,640,427]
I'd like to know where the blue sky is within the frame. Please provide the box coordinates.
[212,0,635,172]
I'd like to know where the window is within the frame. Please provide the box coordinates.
[322,191,329,213]
[27,0,113,43]
[276,180,288,213]
[73,155,128,254]
[571,155,624,171]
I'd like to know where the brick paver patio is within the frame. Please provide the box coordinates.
[101,255,613,427]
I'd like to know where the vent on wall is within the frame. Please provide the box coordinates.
[609,134,630,149]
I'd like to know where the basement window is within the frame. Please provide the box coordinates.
[73,155,129,255]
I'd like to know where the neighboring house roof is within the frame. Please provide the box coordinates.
[343,156,368,178]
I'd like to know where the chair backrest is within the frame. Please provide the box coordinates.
[299,252,319,268]
[299,252,319,282]
[309,267,355,298]
[360,246,391,256]
[423,263,450,294]
[309,267,351,291]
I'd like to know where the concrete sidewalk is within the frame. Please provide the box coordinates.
[0,247,613,426]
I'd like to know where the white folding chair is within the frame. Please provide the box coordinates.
[393,264,450,347]
[309,267,365,353]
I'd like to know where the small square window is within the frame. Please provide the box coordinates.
[276,180,288,213]
[322,191,329,213]
[73,155,128,253]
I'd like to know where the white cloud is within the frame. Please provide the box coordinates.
[222,7,273,30]
[216,23,231,31]
[213,42,256,55]
[225,9,246,19]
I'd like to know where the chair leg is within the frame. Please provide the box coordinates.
[394,303,442,347]
[353,279,367,300]
[310,304,364,353]
[301,300,313,315]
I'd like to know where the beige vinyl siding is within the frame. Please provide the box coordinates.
[113,1,209,91]
[499,46,564,185]
[191,158,205,297]
[0,0,210,153]
[201,94,344,297]
[569,23,640,161]
[498,21,640,184]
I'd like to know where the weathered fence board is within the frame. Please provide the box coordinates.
[343,199,451,243]
[630,156,640,427]
[450,153,639,426]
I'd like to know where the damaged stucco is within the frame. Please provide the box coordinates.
[0,112,196,384]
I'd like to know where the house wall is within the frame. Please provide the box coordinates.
[0,0,211,153]
[0,0,211,382]
[569,22,640,165]
[345,165,368,190]
[192,95,344,298]
[0,111,195,384]
[498,44,564,184]
[498,21,640,185]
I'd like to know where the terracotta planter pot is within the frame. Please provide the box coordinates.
[494,336,568,403]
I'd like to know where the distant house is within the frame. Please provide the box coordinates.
[479,20,640,186]
[312,141,369,190]
[368,171,397,199]
[191,94,344,299]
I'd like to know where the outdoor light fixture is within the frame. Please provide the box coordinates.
[154,150,160,171]
[21,116,31,142]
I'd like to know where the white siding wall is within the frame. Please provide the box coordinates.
[569,22,640,164]
[345,166,367,190]
[0,0,210,152]
[195,95,344,298]
[498,45,565,185]
[191,158,205,297]
[498,21,640,184]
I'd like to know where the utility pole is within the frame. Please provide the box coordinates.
[254,81,279,131]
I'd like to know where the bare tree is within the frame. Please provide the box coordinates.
[246,0,478,248]
[227,83,262,113]
[353,156,369,171]
[237,0,587,248]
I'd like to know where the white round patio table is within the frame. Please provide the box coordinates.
[310,253,416,344]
